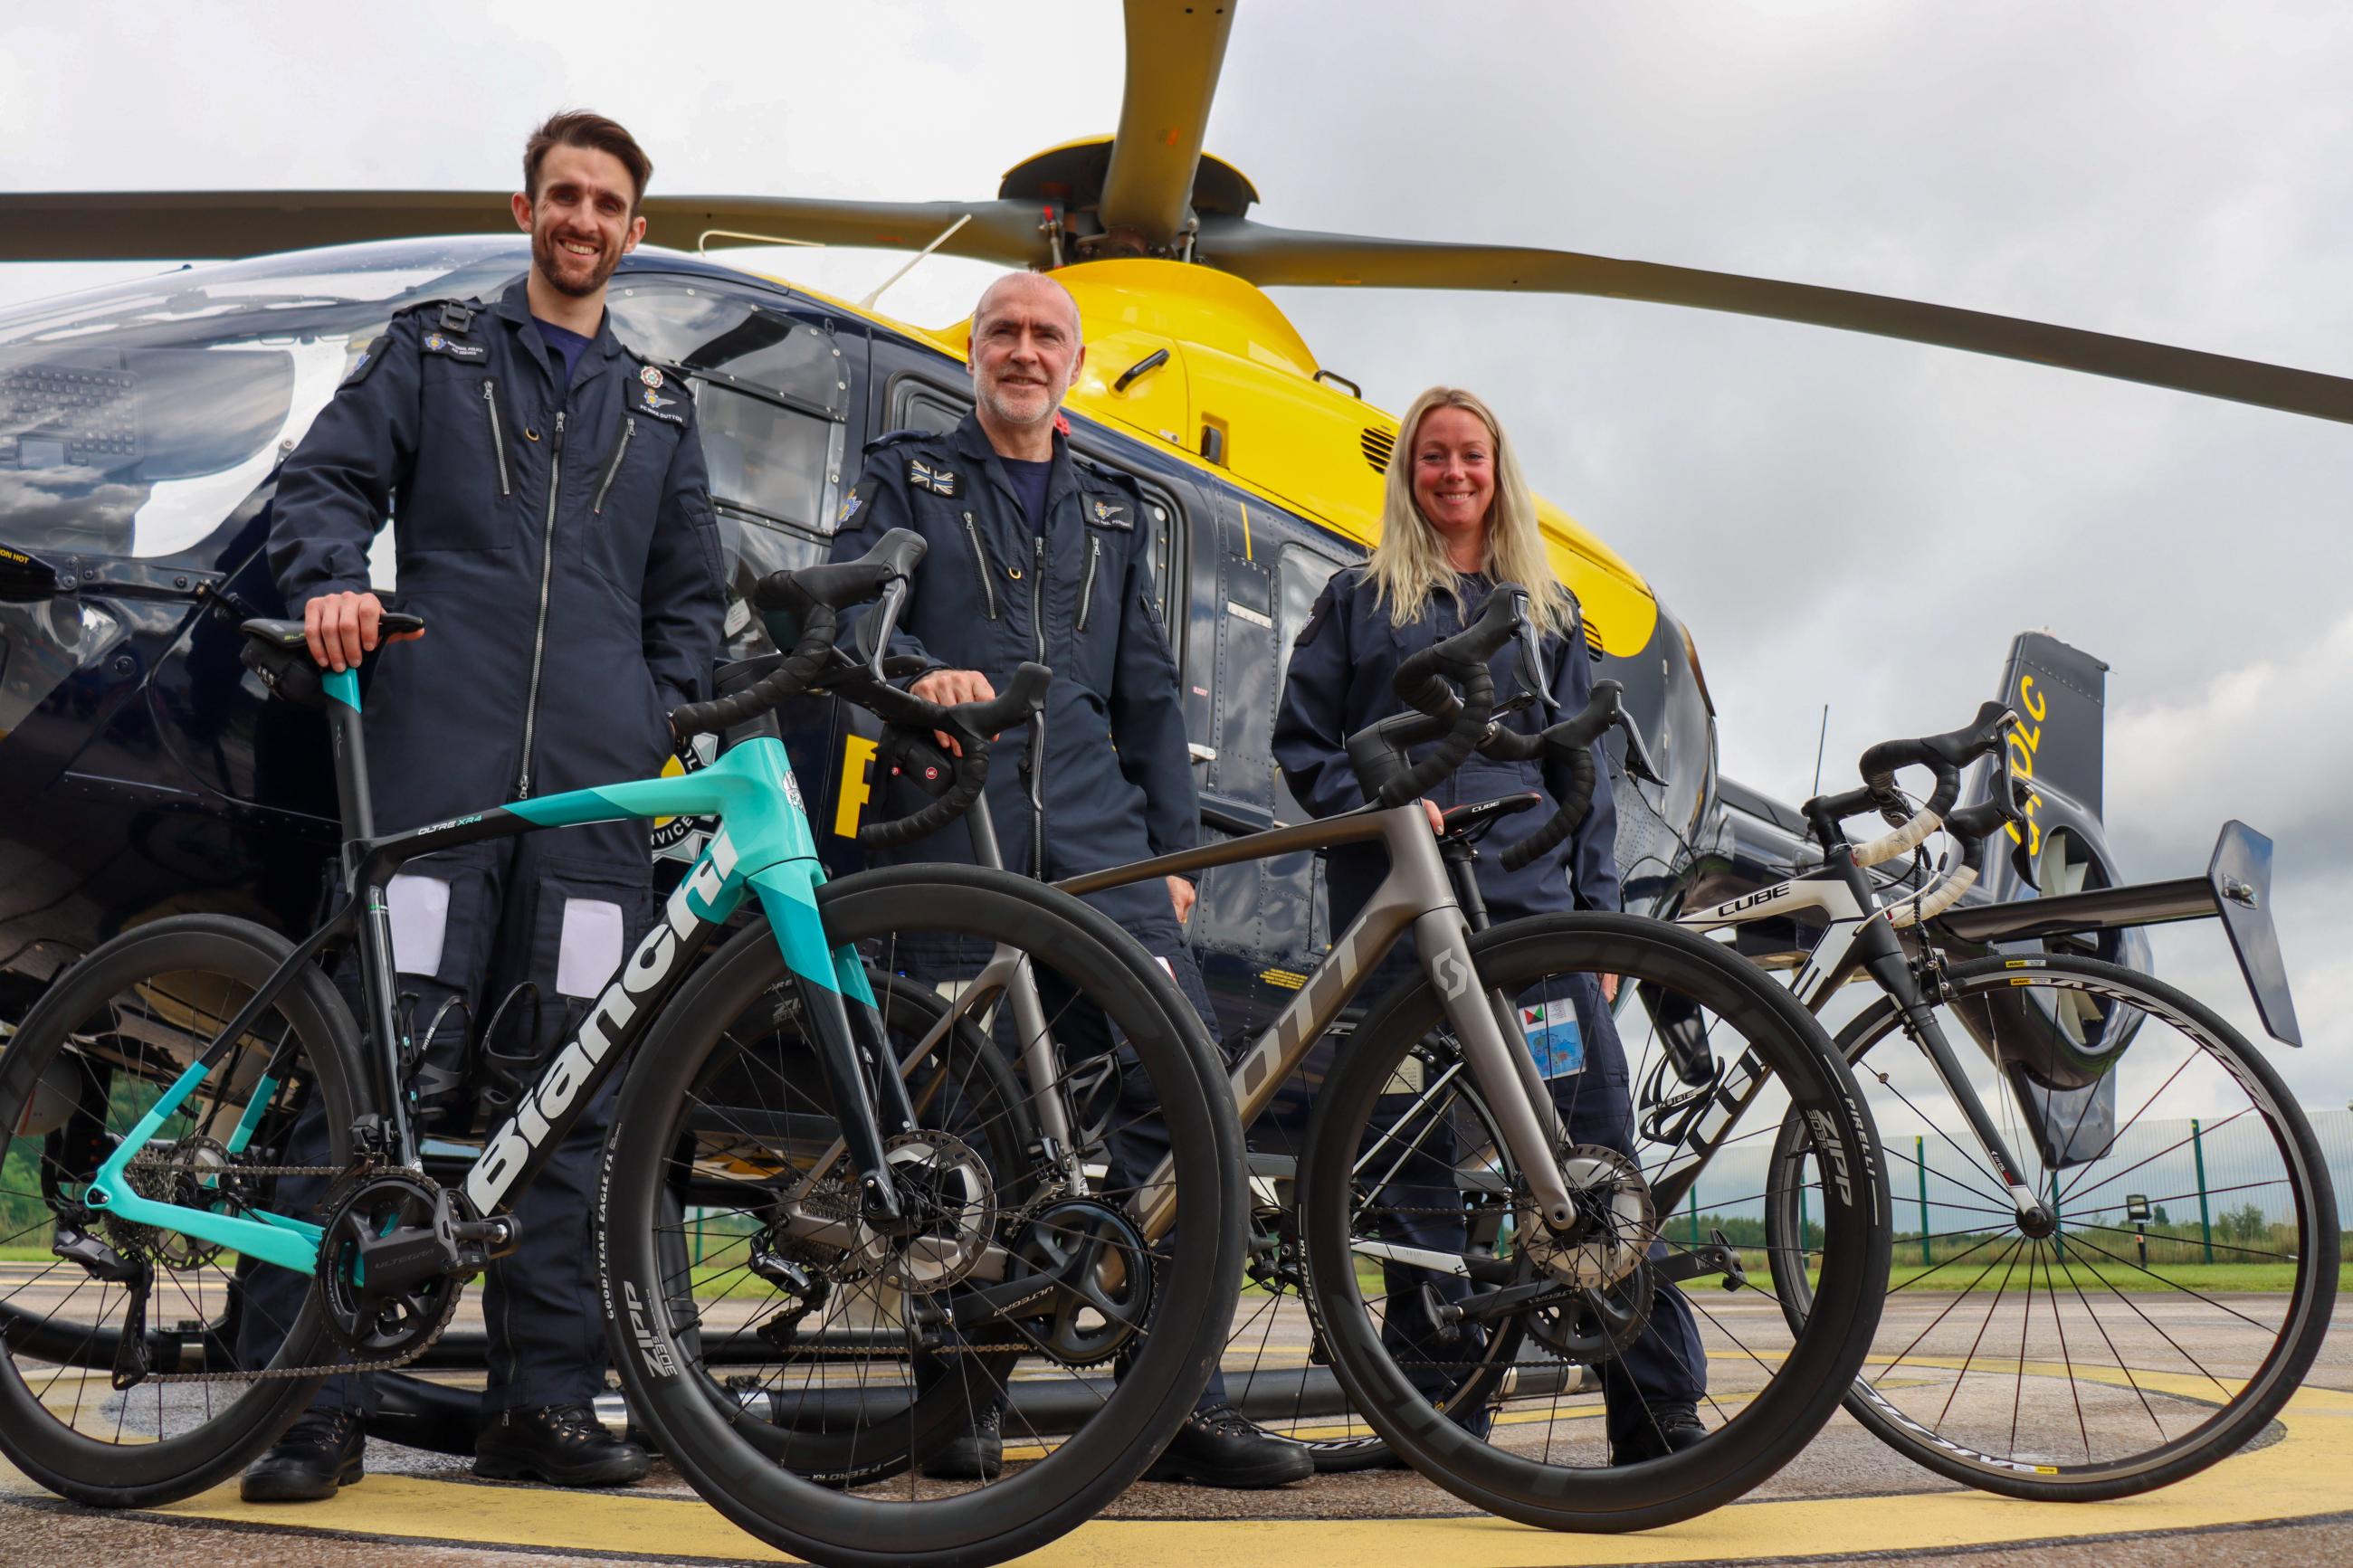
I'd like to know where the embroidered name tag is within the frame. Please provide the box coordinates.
[1085,498,1133,530]
[419,331,487,363]
[633,384,686,426]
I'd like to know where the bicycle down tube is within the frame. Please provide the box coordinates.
[82,731,911,1273]
[1055,798,1580,1240]
[1672,857,2046,1219]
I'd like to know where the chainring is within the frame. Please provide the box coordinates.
[315,1170,462,1361]
[1006,1198,1154,1368]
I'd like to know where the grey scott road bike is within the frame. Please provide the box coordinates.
[859,583,1891,1533]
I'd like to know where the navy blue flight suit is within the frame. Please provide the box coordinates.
[829,411,1229,1402]
[241,280,725,1418]
[1273,565,1706,1430]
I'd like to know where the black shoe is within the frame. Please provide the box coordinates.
[241,1407,366,1503]
[1142,1403,1314,1488]
[1609,1400,1709,1465]
[475,1402,651,1487]
[920,1402,1004,1480]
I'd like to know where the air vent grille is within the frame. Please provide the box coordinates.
[1359,426,1396,474]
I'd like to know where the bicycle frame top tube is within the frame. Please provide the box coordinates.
[1064,799,1582,1237]
[1673,845,2045,1206]
[85,732,878,1271]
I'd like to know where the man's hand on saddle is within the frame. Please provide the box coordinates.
[910,668,998,755]
[304,590,424,672]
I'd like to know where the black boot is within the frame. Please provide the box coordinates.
[920,1402,1004,1481]
[475,1402,651,1487]
[241,1407,366,1502]
[1608,1399,1709,1465]
[1143,1403,1314,1488]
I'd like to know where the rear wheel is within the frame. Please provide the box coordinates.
[0,916,361,1507]
[602,864,1246,1568]
[1765,951,2339,1499]
[1300,913,1889,1531]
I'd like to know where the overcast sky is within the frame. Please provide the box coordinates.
[5,1,2348,1110]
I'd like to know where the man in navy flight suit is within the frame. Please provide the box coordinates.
[239,110,723,1501]
[829,271,1312,1488]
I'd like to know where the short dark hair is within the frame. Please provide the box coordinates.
[523,110,653,209]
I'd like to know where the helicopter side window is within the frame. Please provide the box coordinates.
[606,280,851,538]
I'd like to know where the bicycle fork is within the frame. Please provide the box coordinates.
[748,864,915,1229]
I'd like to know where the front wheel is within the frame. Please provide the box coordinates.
[601,863,1246,1568]
[1765,950,2339,1500]
[1300,912,1890,1532]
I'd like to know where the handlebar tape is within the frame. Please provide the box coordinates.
[1491,679,1623,873]
[861,725,990,850]
[671,596,837,736]
[1359,587,1528,809]
[850,663,1054,849]
[670,529,928,737]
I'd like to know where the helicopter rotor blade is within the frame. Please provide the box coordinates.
[1095,0,1239,244]
[0,191,1054,268]
[1197,216,2353,425]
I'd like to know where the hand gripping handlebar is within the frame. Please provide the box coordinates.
[1345,587,1529,809]
[669,529,929,737]
[852,663,1053,849]
[1480,678,1664,872]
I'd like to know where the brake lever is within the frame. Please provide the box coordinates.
[860,580,910,686]
[1615,708,1666,786]
[1510,611,1558,715]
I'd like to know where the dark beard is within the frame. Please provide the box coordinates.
[531,225,621,299]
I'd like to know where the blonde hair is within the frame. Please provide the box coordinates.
[1366,386,1577,639]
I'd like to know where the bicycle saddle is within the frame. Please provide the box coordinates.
[1438,791,1542,844]
[237,613,424,708]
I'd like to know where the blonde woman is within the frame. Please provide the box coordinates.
[1272,386,1708,1465]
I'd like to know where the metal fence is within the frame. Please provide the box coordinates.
[1678,1106,2353,1259]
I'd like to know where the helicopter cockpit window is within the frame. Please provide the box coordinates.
[606,280,850,537]
[0,237,536,562]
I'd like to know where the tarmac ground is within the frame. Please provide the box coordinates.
[1,1274,2346,1567]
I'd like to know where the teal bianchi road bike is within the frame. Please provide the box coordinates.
[0,531,1249,1568]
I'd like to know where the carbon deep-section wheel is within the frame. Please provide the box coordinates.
[599,864,1246,1568]
[0,915,364,1507]
[1300,911,1890,1531]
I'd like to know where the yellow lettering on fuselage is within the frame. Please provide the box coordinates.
[834,735,878,839]
[2004,675,2048,856]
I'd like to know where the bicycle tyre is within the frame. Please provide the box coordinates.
[1764,950,2339,1500]
[0,915,364,1507]
[601,863,1247,1568]
[1300,912,1890,1532]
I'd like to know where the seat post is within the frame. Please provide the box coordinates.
[321,669,377,862]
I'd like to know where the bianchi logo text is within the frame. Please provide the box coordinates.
[464,831,738,1212]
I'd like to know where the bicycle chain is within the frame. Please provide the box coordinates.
[126,1164,460,1385]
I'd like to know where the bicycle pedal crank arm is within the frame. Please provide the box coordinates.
[1652,1238,1748,1291]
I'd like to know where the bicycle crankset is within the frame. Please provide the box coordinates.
[316,1172,468,1360]
[957,1198,1153,1368]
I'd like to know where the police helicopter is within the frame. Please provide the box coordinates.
[0,0,2337,1459]
[5,0,2347,1026]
